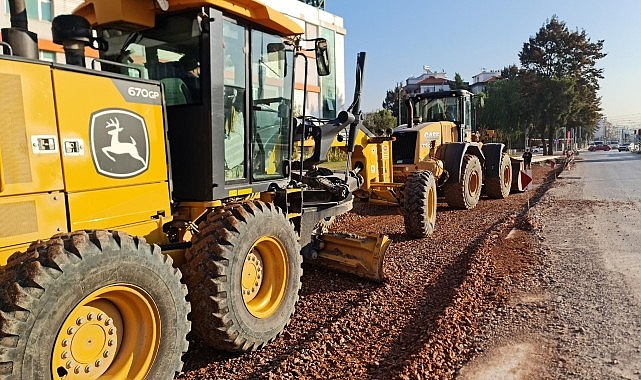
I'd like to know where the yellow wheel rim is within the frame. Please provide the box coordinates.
[427,185,437,224]
[503,163,512,188]
[242,236,288,319]
[52,285,160,379]
[469,170,480,197]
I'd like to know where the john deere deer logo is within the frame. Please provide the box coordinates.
[90,109,149,178]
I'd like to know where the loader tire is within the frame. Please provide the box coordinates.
[183,201,302,352]
[402,170,437,238]
[0,230,190,380]
[485,152,512,199]
[444,154,482,209]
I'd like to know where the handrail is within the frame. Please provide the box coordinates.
[0,147,5,193]
[0,42,13,56]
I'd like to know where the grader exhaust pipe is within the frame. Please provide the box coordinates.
[2,0,38,58]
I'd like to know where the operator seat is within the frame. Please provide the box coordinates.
[149,61,193,105]
[160,78,191,106]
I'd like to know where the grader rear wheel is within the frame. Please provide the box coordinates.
[444,154,483,209]
[402,170,437,238]
[183,201,302,352]
[0,230,190,380]
[485,152,512,199]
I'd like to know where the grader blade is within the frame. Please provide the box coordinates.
[314,232,390,282]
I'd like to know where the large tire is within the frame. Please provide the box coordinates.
[182,201,302,352]
[402,170,437,238]
[0,230,190,379]
[444,154,483,209]
[485,152,512,199]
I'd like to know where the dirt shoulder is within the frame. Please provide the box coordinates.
[459,160,641,379]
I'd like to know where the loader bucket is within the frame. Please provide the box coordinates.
[313,232,390,282]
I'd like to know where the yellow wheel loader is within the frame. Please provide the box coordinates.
[350,89,527,238]
[0,1,388,378]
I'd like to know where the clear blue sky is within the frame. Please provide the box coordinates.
[325,0,641,129]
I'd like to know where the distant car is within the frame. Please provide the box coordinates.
[530,146,543,153]
[609,142,620,149]
[588,144,611,152]
[618,143,630,151]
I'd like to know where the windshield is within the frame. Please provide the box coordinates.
[416,97,459,123]
[99,11,202,105]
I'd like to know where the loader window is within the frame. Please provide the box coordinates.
[250,30,293,181]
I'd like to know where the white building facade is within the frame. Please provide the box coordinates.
[1,0,345,119]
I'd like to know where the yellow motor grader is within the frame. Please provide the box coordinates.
[349,89,527,238]
[0,0,388,378]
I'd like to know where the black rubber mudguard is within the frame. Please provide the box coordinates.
[439,142,468,183]
[481,143,505,178]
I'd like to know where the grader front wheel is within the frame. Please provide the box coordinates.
[0,230,190,380]
[183,201,302,352]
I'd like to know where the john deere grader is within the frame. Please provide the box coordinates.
[0,0,388,378]
[349,89,529,238]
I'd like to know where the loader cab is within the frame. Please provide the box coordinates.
[413,89,473,142]
[97,7,296,201]
[392,90,473,164]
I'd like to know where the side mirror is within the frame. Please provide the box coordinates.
[266,42,287,77]
[315,38,330,77]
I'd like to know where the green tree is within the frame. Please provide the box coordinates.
[519,15,605,153]
[382,84,404,124]
[476,66,530,148]
[451,72,469,90]
[363,109,398,135]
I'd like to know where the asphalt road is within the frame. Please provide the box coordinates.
[570,150,641,304]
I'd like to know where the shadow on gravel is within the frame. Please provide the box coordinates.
[366,164,563,378]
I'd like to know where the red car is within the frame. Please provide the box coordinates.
[588,144,611,151]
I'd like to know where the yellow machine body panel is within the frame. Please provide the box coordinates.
[350,129,394,190]
[52,68,171,241]
[412,121,458,163]
[74,0,303,36]
[0,59,63,196]
[67,182,169,236]
[0,57,171,258]
[52,69,168,192]
[0,192,67,264]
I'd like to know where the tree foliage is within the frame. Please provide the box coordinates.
[518,15,605,153]
[363,109,398,135]
[476,16,604,153]
[451,73,469,90]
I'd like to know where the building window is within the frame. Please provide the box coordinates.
[5,0,52,21]
[38,50,55,62]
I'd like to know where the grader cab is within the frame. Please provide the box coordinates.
[350,89,527,238]
[0,0,388,378]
